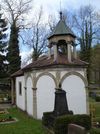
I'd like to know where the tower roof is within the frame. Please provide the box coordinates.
[48,13,76,39]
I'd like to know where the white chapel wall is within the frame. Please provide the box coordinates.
[15,69,88,119]
[62,74,87,114]
[16,76,25,111]
[26,76,33,116]
[36,75,55,119]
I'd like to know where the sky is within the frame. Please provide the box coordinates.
[1,0,100,25]
[33,0,100,13]
[28,0,100,24]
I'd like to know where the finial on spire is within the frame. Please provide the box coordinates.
[59,0,62,20]
[60,11,63,20]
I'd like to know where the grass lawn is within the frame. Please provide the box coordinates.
[0,98,100,134]
[0,107,47,134]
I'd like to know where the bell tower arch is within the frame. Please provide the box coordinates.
[48,12,77,62]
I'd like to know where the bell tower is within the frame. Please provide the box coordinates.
[48,12,77,62]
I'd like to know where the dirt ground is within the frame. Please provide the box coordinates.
[0,103,12,109]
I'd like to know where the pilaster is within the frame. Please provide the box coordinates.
[11,78,15,104]
[53,43,58,61]
[56,71,61,88]
[32,88,37,119]
[48,48,51,59]
[86,86,90,114]
[24,87,27,111]
[73,45,77,59]
[67,43,72,62]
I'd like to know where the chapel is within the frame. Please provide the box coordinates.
[11,12,89,119]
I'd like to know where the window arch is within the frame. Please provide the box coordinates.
[35,72,57,88]
[60,71,88,87]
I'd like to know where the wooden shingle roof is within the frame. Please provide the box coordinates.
[48,19,76,39]
[11,54,88,77]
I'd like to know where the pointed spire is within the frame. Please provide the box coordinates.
[59,0,62,20]
[48,11,76,39]
[60,11,63,20]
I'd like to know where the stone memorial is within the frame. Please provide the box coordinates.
[68,124,86,134]
[54,84,73,116]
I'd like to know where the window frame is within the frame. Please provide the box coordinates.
[19,81,22,96]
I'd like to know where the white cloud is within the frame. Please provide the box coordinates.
[20,49,33,61]
[34,0,100,12]
[20,49,33,67]
[29,0,100,24]
[66,0,100,10]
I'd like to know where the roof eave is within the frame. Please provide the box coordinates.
[23,63,88,71]
[48,33,76,40]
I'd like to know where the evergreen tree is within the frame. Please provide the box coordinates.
[7,23,21,74]
[91,44,100,70]
[90,44,100,84]
[0,13,8,79]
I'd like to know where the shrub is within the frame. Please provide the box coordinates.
[54,115,73,134]
[54,114,91,134]
[42,112,55,128]
[95,95,100,102]
[89,128,100,134]
[73,114,91,130]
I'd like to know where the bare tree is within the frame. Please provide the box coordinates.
[73,5,100,59]
[48,14,58,32]
[2,0,32,27]
[63,5,100,82]
[63,5,100,52]
[61,5,100,82]
[23,7,48,61]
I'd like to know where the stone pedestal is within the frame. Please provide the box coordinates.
[42,86,73,128]
[54,88,72,116]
